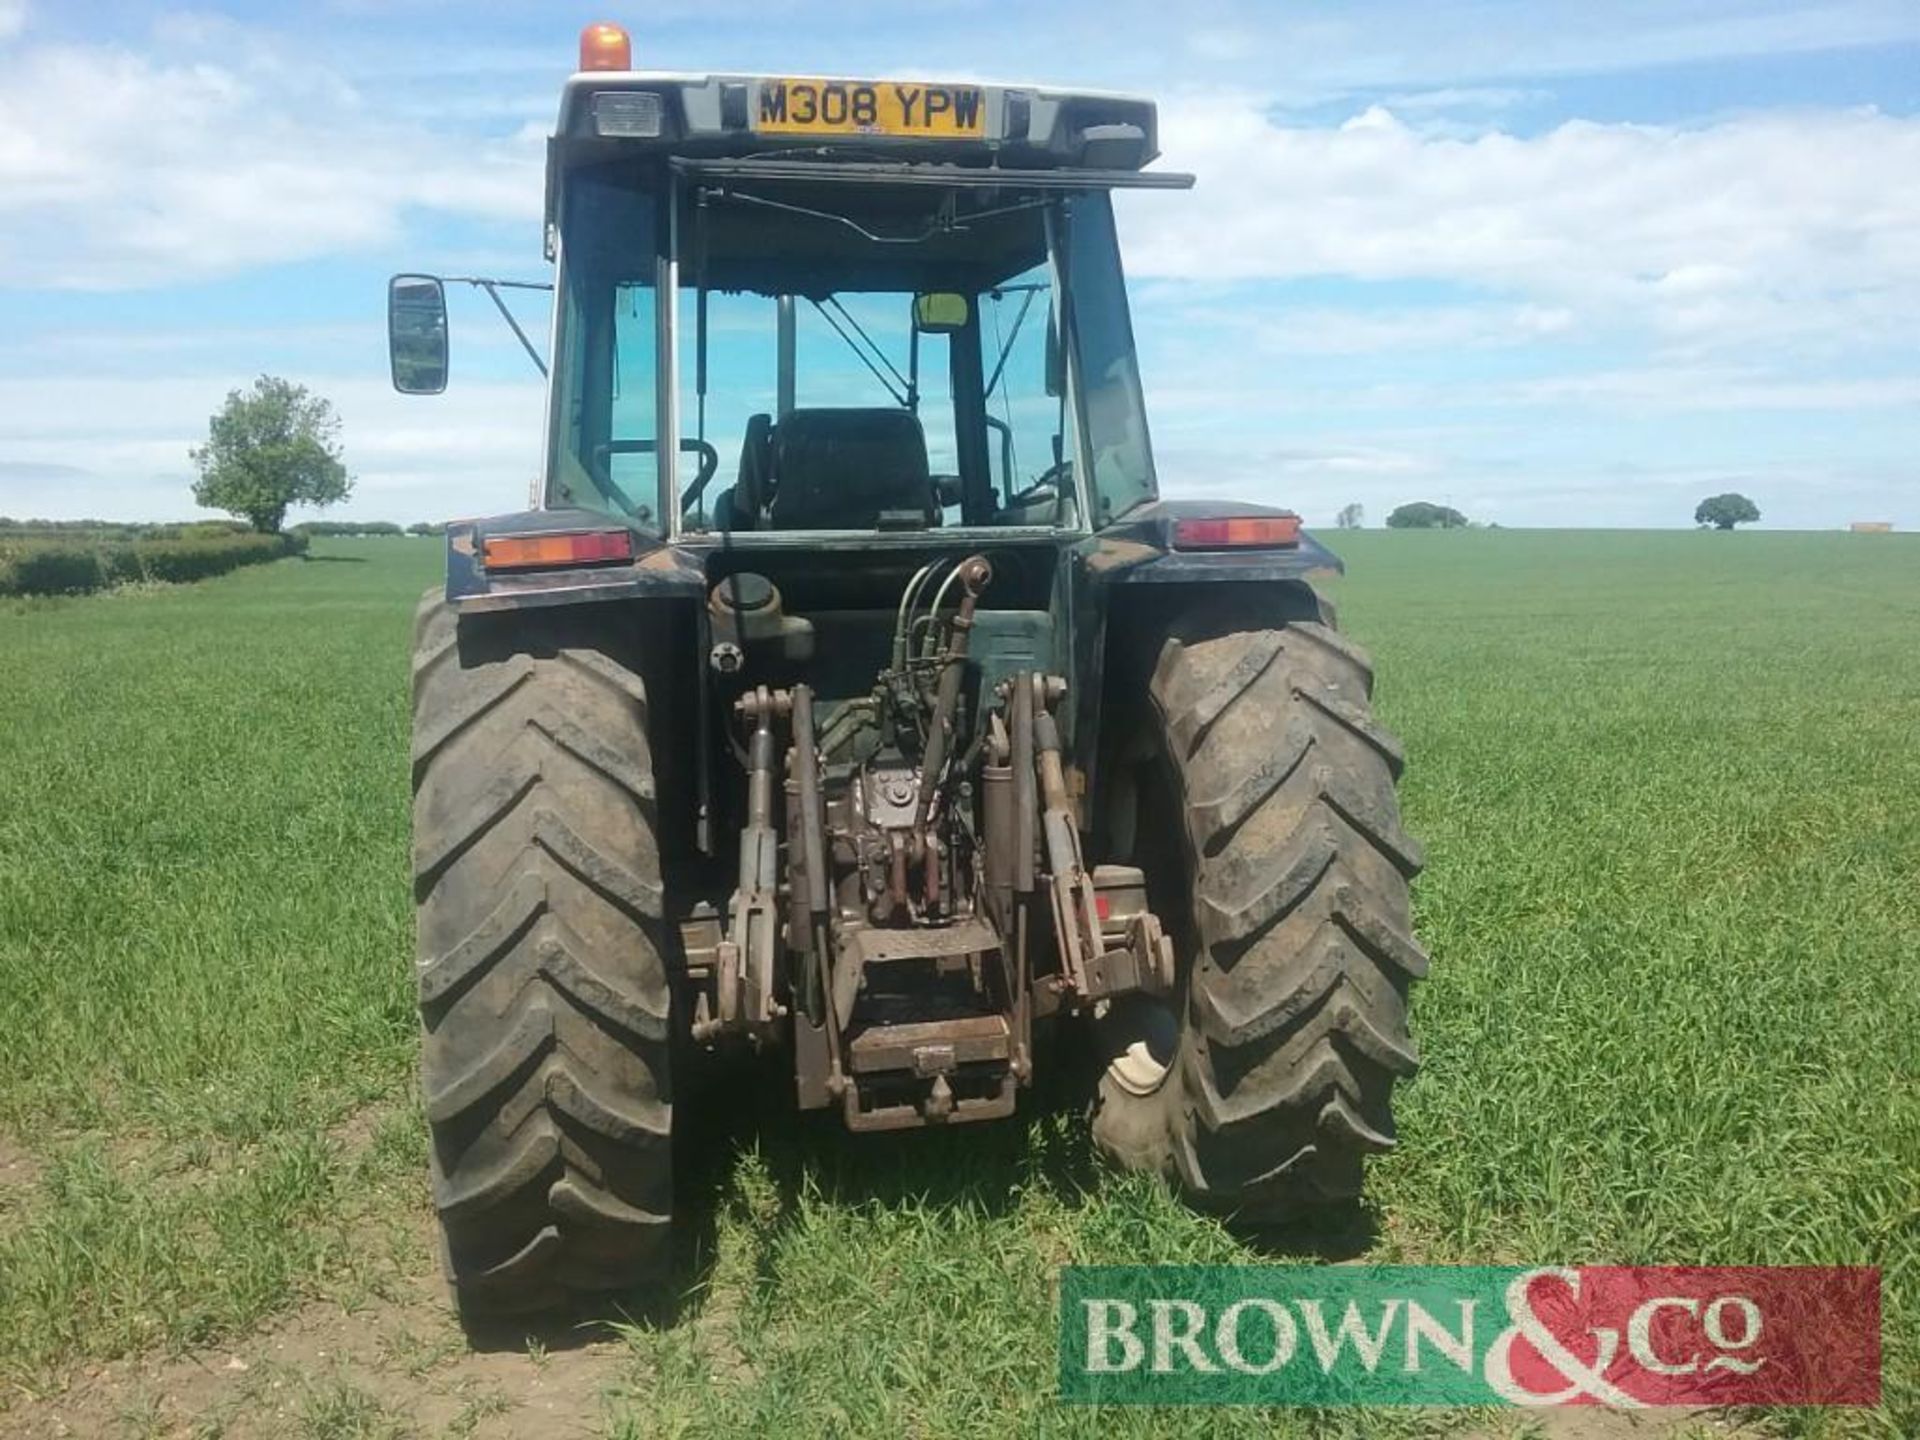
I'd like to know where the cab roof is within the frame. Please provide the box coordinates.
[553,71,1162,170]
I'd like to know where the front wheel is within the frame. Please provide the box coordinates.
[1093,596,1427,1213]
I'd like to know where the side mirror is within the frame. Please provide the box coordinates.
[1044,309,1064,398]
[912,292,970,334]
[389,274,449,394]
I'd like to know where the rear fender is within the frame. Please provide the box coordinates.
[1086,496,1342,713]
[1081,498,1344,587]
[1078,500,1339,851]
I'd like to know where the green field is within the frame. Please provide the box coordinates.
[0,532,1913,1438]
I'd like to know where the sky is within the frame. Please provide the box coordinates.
[1,0,1917,530]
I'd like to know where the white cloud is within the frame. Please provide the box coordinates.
[1139,294,1578,356]
[1506,365,1920,412]
[0,38,541,288]
[1151,435,1917,532]
[1135,350,1920,426]
[0,373,545,522]
[0,1,24,42]
[1154,1,1920,104]
[1377,87,1546,114]
[1126,100,1920,355]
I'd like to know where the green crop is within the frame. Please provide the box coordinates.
[0,531,1912,1438]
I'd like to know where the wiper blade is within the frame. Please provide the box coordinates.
[810,296,910,407]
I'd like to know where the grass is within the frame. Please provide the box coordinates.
[0,531,1914,1437]
[0,546,429,1383]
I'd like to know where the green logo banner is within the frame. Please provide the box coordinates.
[1062,1265,1504,1406]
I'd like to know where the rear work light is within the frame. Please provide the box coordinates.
[579,22,633,72]
[593,90,663,137]
[481,529,633,571]
[1170,515,1302,550]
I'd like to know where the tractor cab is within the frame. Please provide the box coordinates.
[391,26,1192,554]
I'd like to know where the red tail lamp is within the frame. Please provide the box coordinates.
[1170,515,1302,550]
[482,530,633,571]
[579,22,633,72]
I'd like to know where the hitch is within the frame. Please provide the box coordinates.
[1011,671,1175,1007]
[693,685,789,1043]
[689,576,1172,1136]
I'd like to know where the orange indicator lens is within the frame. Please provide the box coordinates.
[1170,515,1302,549]
[482,530,633,570]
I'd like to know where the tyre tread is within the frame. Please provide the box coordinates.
[412,596,670,1315]
[1101,599,1425,1212]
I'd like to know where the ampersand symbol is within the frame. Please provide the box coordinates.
[1485,1268,1645,1407]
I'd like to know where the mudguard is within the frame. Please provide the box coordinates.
[1081,499,1343,585]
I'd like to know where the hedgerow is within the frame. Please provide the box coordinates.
[0,531,307,597]
[290,520,407,538]
[0,518,253,542]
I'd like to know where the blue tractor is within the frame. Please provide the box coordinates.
[392,23,1426,1318]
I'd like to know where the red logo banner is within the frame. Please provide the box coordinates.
[1490,1267,1880,1407]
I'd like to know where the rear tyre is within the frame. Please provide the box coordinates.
[411,593,671,1318]
[1092,594,1427,1214]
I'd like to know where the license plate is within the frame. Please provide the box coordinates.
[756,78,985,138]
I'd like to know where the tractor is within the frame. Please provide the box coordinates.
[389,22,1426,1318]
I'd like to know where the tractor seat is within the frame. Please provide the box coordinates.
[766,408,937,531]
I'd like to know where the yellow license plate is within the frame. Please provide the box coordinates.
[756,78,985,137]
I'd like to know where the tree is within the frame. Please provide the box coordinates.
[191,377,351,533]
[1694,493,1759,531]
[1336,502,1365,529]
[1386,501,1468,530]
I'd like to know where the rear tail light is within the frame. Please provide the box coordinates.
[481,529,633,571]
[1170,515,1302,550]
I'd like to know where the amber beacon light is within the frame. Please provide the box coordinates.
[579,22,633,72]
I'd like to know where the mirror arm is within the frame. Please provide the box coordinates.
[436,276,554,380]
[467,279,548,378]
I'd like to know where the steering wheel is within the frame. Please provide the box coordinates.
[590,439,721,513]
[1006,459,1073,512]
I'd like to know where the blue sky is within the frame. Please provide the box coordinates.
[1,0,1916,529]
